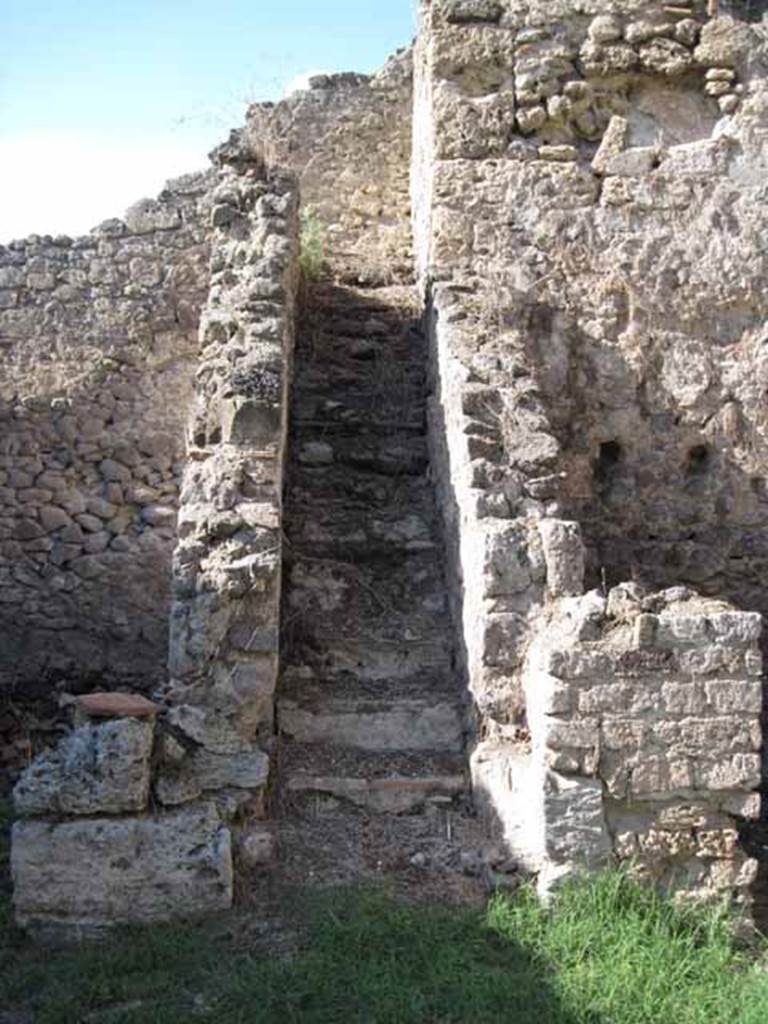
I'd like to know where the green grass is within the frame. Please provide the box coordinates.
[298,205,325,281]
[2,795,768,1023]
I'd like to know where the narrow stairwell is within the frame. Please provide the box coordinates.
[273,281,482,895]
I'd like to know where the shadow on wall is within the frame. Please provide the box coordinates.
[723,0,768,22]
[521,304,768,844]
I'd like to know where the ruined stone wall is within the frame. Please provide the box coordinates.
[11,155,299,940]
[413,0,768,897]
[517,587,761,903]
[245,50,413,279]
[164,152,299,816]
[0,172,213,693]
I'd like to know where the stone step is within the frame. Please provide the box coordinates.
[276,687,465,752]
[292,417,426,437]
[286,508,436,559]
[289,434,429,474]
[298,334,422,365]
[286,464,431,509]
[293,357,425,392]
[291,389,426,431]
[279,745,467,814]
[299,287,419,333]
[282,634,453,682]
[283,552,451,641]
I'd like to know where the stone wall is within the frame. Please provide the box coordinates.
[8,0,768,936]
[245,50,413,279]
[413,0,767,898]
[0,172,213,694]
[478,583,762,903]
[164,145,299,816]
[11,150,299,939]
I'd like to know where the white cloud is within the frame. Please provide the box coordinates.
[0,134,210,243]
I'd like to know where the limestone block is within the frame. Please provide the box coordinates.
[661,681,708,715]
[542,771,611,869]
[638,38,693,76]
[155,746,270,807]
[698,753,761,791]
[694,16,753,68]
[238,825,275,868]
[675,19,700,48]
[124,198,182,234]
[483,613,527,669]
[538,520,585,598]
[545,646,613,679]
[296,444,333,468]
[481,521,545,598]
[544,716,599,753]
[625,19,674,46]
[580,40,637,76]
[630,755,693,798]
[706,856,758,893]
[603,147,658,177]
[443,0,503,24]
[704,680,763,715]
[527,671,573,717]
[516,106,547,135]
[588,15,623,44]
[279,695,464,752]
[705,78,733,97]
[538,145,578,163]
[706,612,762,646]
[166,704,251,755]
[14,718,153,817]
[470,742,544,871]
[591,115,628,175]
[654,716,761,757]
[719,94,740,115]
[220,397,282,447]
[433,88,515,160]
[12,804,232,939]
[659,139,733,176]
[286,773,465,815]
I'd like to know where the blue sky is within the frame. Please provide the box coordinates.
[1,1,415,240]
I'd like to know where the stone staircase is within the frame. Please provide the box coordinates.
[274,281,475,881]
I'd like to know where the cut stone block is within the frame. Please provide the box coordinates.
[538,520,585,598]
[156,746,270,806]
[14,718,153,817]
[592,115,627,174]
[12,804,232,941]
[287,772,465,814]
[278,695,464,752]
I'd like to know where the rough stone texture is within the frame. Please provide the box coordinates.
[519,587,762,902]
[8,0,768,935]
[279,694,464,752]
[245,51,414,284]
[413,0,768,904]
[274,269,470,839]
[8,146,297,935]
[11,803,232,941]
[0,171,213,693]
[164,146,299,810]
[13,717,153,817]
